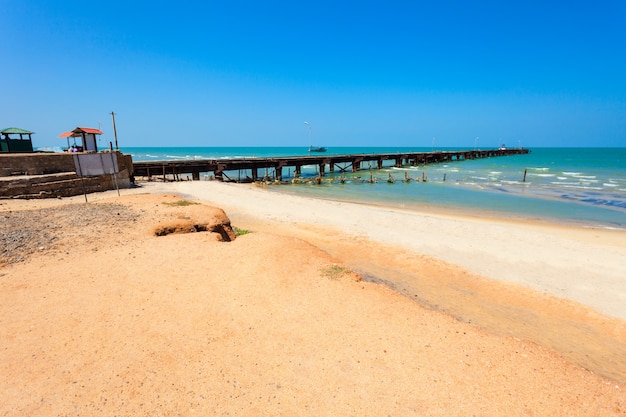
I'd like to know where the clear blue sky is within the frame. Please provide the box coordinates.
[2,0,625,148]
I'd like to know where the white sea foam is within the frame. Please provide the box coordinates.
[36,146,64,153]
[562,185,603,191]
[582,224,626,231]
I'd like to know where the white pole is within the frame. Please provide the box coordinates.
[304,121,312,144]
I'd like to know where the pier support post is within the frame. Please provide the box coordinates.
[318,163,325,176]
[192,170,200,181]
[251,168,258,181]
[294,165,301,177]
[215,164,226,181]
[276,166,283,181]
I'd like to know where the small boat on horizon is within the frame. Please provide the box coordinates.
[308,146,327,153]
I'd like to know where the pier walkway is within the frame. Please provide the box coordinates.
[132,148,530,182]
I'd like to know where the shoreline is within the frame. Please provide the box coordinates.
[268,183,626,231]
[262,179,626,231]
[124,146,626,229]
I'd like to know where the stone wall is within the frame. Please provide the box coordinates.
[0,151,133,177]
[0,151,134,199]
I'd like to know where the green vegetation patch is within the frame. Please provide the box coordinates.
[163,200,199,207]
[322,264,350,280]
[234,227,251,236]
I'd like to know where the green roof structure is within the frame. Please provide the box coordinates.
[1,127,35,153]
[1,127,34,135]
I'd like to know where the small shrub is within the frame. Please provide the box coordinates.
[234,227,251,236]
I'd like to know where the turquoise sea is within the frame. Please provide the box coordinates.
[120,146,626,229]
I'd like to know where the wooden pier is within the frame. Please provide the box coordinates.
[132,148,530,182]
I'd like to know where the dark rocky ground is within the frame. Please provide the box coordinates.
[0,203,139,265]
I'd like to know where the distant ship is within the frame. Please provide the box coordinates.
[308,146,327,153]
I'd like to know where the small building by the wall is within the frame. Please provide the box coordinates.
[1,127,34,153]
[59,127,104,152]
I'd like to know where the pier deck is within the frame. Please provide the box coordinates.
[132,148,530,182]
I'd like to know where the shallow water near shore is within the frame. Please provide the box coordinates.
[121,146,626,229]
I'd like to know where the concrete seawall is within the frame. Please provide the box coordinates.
[0,152,134,199]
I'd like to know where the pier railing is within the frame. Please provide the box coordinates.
[132,148,530,182]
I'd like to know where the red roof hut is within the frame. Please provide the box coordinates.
[59,127,104,152]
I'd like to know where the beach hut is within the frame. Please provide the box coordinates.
[0,127,34,153]
[59,127,104,152]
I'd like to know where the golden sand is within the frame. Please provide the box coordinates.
[1,189,624,416]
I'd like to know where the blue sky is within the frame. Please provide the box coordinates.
[2,1,625,148]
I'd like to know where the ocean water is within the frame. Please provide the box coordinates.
[121,146,626,229]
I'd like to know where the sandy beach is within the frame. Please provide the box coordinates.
[1,181,624,416]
